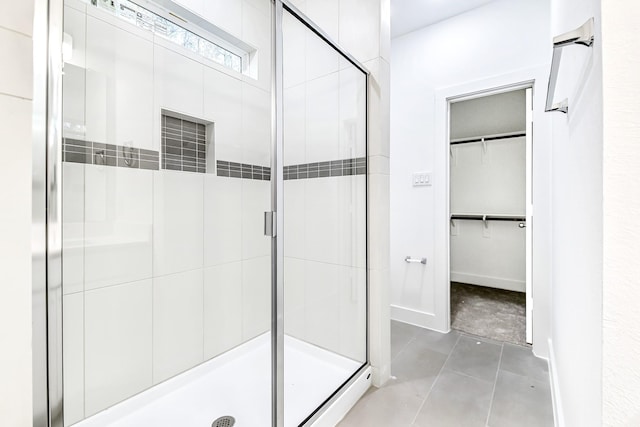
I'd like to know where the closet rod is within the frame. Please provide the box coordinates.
[449,132,526,146]
[450,214,526,222]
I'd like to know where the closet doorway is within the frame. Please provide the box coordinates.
[448,87,533,346]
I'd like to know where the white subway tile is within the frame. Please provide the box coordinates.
[203,0,242,37]
[364,58,390,158]
[339,267,367,361]
[84,166,153,290]
[63,64,86,140]
[339,67,367,159]
[241,83,271,166]
[304,178,339,265]
[337,175,367,269]
[283,12,306,90]
[304,260,341,352]
[305,28,340,82]
[339,0,381,63]
[203,262,243,358]
[306,73,340,163]
[85,16,154,149]
[64,4,87,69]
[0,27,32,99]
[242,256,271,340]
[204,175,242,266]
[63,163,85,294]
[284,180,306,259]
[203,67,242,163]
[368,173,390,271]
[63,6,87,140]
[63,293,84,425]
[380,0,391,63]
[287,0,307,13]
[241,179,270,259]
[368,154,390,175]
[153,269,204,383]
[284,257,306,339]
[153,170,204,276]
[241,1,271,92]
[284,85,307,165]
[305,0,339,41]
[154,45,204,120]
[368,268,390,386]
[84,279,153,416]
[0,0,33,36]
[243,0,270,17]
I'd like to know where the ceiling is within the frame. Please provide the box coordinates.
[391,0,498,39]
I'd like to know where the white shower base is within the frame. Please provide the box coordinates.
[75,334,363,427]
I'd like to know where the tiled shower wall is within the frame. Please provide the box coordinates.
[61,0,389,423]
[62,0,271,424]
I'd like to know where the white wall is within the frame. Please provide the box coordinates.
[548,0,603,425]
[0,0,34,426]
[390,0,552,355]
[601,1,640,425]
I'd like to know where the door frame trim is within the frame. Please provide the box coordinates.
[443,83,534,343]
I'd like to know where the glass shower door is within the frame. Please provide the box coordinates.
[60,0,272,425]
[280,5,368,426]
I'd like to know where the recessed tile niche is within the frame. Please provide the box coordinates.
[161,112,211,173]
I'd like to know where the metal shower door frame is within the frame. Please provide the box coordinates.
[34,0,370,426]
[271,2,371,425]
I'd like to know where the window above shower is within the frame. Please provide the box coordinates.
[92,0,245,73]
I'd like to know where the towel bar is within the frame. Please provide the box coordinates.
[545,18,595,114]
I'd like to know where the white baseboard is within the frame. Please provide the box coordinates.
[451,271,525,292]
[390,305,448,333]
[311,366,372,427]
[548,338,565,427]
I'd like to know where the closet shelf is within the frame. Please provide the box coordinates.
[450,131,526,146]
[545,18,595,114]
[450,213,526,222]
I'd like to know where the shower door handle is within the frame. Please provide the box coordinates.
[264,211,277,237]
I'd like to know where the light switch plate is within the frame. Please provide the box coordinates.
[412,172,432,186]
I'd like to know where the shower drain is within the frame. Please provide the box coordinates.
[211,416,236,427]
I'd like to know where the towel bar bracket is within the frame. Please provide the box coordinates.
[545,18,595,114]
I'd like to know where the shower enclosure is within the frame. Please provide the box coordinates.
[43,0,368,426]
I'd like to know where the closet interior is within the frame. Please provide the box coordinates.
[449,89,530,346]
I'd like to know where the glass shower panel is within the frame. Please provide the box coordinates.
[282,8,368,426]
[60,0,272,425]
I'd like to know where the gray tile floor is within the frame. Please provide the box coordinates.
[338,321,554,427]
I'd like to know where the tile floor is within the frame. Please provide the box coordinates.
[338,321,554,427]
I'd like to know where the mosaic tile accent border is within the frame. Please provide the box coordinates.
[216,160,271,181]
[216,157,367,181]
[63,138,159,170]
[162,115,207,173]
[284,157,366,180]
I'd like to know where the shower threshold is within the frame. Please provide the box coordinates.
[72,334,361,427]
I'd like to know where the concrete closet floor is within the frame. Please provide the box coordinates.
[338,321,554,427]
[451,282,527,346]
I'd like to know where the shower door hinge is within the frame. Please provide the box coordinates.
[264,211,277,237]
